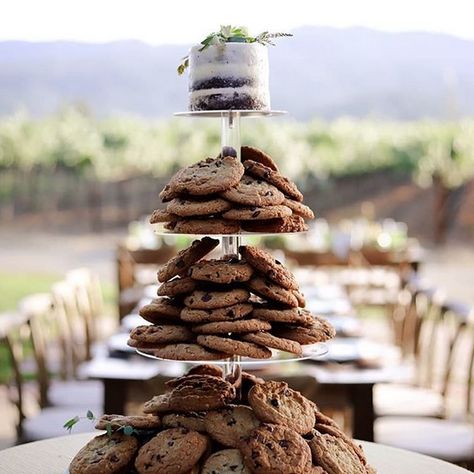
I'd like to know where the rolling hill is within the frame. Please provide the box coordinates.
[1,26,474,120]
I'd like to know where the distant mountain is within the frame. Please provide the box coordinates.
[1,27,474,120]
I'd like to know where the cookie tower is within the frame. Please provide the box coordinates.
[69,27,376,474]
[128,26,332,378]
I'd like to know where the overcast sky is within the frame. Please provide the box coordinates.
[1,0,473,44]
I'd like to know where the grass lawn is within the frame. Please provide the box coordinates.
[0,272,62,312]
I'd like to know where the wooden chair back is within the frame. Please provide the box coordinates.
[1,313,33,440]
[66,269,103,359]
[452,308,474,417]
[67,268,104,319]
[415,288,446,388]
[51,281,88,377]
[392,286,413,353]
[395,283,474,414]
[440,313,470,407]
[17,294,55,409]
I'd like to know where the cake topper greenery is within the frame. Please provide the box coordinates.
[177,25,293,75]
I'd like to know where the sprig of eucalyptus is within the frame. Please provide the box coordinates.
[177,25,292,75]
[63,409,95,433]
[63,411,137,437]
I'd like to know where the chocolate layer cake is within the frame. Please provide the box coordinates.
[188,43,270,111]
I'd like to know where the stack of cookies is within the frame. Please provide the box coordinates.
[69,366,376,473]
[150,146,314,234]
[127,238,335,360]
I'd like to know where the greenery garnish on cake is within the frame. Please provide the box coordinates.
[177,25,292,75]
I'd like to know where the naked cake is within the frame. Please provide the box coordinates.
[189,42,270,111]
[178,26,291,111]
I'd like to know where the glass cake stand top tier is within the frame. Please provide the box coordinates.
[174,110,287,118]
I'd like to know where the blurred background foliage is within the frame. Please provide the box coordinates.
[1,107,474,189]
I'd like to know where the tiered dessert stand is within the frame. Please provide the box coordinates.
[140,109,328,383]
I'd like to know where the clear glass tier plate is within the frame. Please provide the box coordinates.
[174,110,287,118]
[136,343,327,366]
[152,223,307,237]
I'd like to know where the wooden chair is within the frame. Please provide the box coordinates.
[2,312,98,443]
[374,283,450,418]
[66,269,105,359]
[375,308,474,468]
[18,293,103,412]
[51,281,88,376]
[18,293,57,409]
[1,311,30,440]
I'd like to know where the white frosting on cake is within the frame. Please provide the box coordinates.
[190,63,267,84]
[188,43,270,111]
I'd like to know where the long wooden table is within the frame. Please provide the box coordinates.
[0,433,469,473]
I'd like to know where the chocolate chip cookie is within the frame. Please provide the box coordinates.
[127,338,161,350]
[239,424,312,474]
[252,305,314,326]
[148,343,228,361]
[274,317,336,344]
[169,156,244,196]
[243,160,303,202]
[293,289,306,307]
[184,288,250,309]
[157,276,197,297]
[180,303,253,323]
[221,175,285,207]
[202,449,250,474]
[149,208,178,224]
[223,205,292,221]
[239,245,298,290]
[95,414,161,431]
[192,319,271,335]
[306,430,367,474]
[197,335,272,359]
[69,432,139,474]
[283,198,315,220]
[204,405,260,448]
[242,332,303,356]
[129,324,194,345]
[314,421,369,468]
[188,259,254,284]
[172,218,241,235]
[247,276,299,307]
[143,375,236,412]
[161,412,207,433]
[186,363,224,378]
[158,237,219,283]
[241,145,279,171]
[135,428,209,474]
[159,183,179,202]
[241,215,308,233]
[139,298,183,323]
[167,196,232,217]
[248,381,315,434]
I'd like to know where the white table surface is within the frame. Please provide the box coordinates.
[0,433,470,473]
